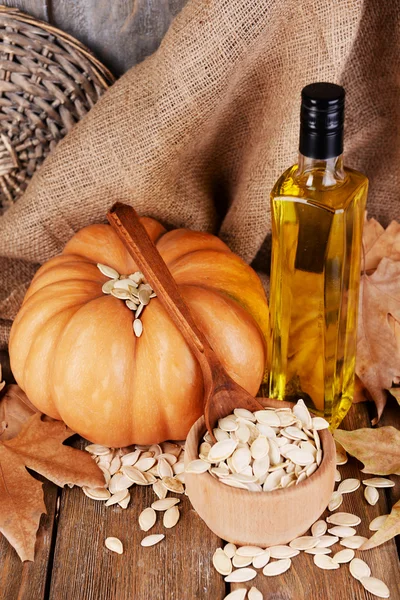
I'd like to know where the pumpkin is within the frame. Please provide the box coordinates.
[9,218,269,446]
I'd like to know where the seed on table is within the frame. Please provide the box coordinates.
[311,520,327,537]
[263,558,291,576]
[248,587,264,600]
[118,494,130,509]
[328,491,343,511]
[224,542,237,559]
[369,515,389,531]
[82,487,111,500]
[327,526,356,538]
[121,450,141,466]
[335,440,348,466]
[340,536,368,549]
[326,512,361,527]
[105,489,129,507]
[236,545,265,557]
[163,506,180,528]
[161,476,185,494]
[335,469,342,482]
[289,536,319,550]
[338,478,360,494]
[233,555,253,568]
[360,577,390,598]
[153,480,168,500]
[305,547,332,555]
[223,590,247,600]
[252,550,270,568]
[349,558,371,580]
[224,568,257,582]
[213,548,233,576]
[332,549,355,564]
[141,534,165,547]
[313,554,340,570]
[364,485,380,506]
[362,477,395,488]
[151,498,180,511]
[269,545,299,559]
[316,535,339,548]
[105,537,123,554]
[139,507,157,532]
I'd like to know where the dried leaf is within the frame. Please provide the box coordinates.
[360,499,400,550]
[334,427,400,476]
[388,387,400,406]
[363,218,400,272]
[0,384,38,441]
[356,258,400,422]
[0,414,104,561]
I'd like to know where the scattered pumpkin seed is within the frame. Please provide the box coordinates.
[369,515,389,531]
[263,558,291,576]
[362,477,395,488]
[360,577,390,598]
[224,568,257,582]
[349,557,371,580]
[332,549,355,564]
[141,534,165,547]
[105,536,123,554]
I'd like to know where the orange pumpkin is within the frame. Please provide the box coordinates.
[9,218,269,446]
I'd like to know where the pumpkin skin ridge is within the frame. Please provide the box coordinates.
[25,270,106,304]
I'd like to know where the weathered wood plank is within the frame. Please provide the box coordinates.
[50,0,188,76]
[0,479,59,600]
[229,402,400,599]
[48,445,225,600]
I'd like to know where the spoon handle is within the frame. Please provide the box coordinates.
[107,202,211,360]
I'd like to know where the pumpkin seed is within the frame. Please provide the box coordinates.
[369,515,388,532]
[313,554,340,570]
[97,263,119,279]
[360,577,390,598]
[82,486,111,500]
[338,478,360,494]
[224,543,237,559]
[102,279,117,294]
[139,507,157,531]
[316,535,339,548]
[293,399,312,428]
[252,550,270,568]
[236,545,265,557]
[312,417,329,430]
[311,520,327,537]
[340,535,368,549]
[121,450,140,466]
[105,489,129,506]
[326,512,361,527]
[122,466,147,484]
[208,439,238,462]
[285,448,314,466]
[118,494,130,509]
[163,506,180,528]
[349,557,371,580]
[213,548,233,575]
[327,526,356,538]
[85,444,111,455]
[263,558,291,576]
[248,587,263,600]
[250,436,269,460]
[133,318,143,337]
[135,457,156,472]
[269,545,299,559]
[335,469,341,482]
[135,304,144,319]
[105,536,123,554]
[224,568,257,582]
[232,447,252,472]
[129,272,144,284]
[161,476,185,494]
[332,549,355,564]
[364,485,379,506]
[305,547,332,555]
[289,536,319,550]
[328,491,343,511]
[362,477,395,488]
[232,555,253,568]
[186,459,210,474]
[141,534,165,547]
[152,480,168,500]
[151,498,180,511]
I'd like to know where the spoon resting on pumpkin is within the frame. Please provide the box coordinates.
[107,203,264,439]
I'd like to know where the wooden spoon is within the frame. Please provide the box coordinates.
[107,202,264,438]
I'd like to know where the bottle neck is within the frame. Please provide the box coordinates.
[295,153,345,188]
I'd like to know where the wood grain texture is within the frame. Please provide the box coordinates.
[2,0,49,21]
[0,479,58,600]
[230,399,400,600]
[50,0,188,76]
[48,447,225,599]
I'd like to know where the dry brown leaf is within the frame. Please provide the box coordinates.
[0,384,38,441]
[334,427,400,475]
[356,258,400,423]
[360,499,400,551]
[0,413,104,561]
[363,218,400,273]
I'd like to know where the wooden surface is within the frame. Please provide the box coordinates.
[0,366,399,599]
[2,0,188,76]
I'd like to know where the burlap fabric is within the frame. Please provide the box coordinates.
[0,0,399,349]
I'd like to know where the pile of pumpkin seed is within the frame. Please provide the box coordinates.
[186,400,328,491]
[83,440,186,550]
[97,263,156,337]
[213,439,393,599]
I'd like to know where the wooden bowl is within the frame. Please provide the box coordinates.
[184,398,336,547]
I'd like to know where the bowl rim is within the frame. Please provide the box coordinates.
[185,398,336,501]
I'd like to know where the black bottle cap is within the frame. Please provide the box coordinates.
[299,82,345,159]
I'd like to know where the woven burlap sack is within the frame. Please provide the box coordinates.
[0,0,399,349]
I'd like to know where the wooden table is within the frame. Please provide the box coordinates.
[1,370,399,600]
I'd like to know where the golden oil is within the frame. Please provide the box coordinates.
[268,83,368,428]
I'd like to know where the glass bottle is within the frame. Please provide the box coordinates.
[268,82,368,429]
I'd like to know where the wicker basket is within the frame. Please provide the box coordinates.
[0,5,114,214]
